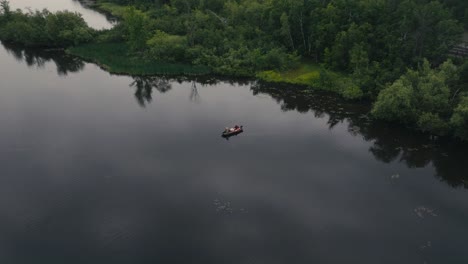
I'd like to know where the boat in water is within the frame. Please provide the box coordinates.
[222,125,243,138]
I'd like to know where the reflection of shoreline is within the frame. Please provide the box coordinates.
[130,76,172,107]
[251,81,468,189]
[2,41,467,189]
[1,42,85,76]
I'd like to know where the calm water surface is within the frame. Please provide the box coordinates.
[1,2,468,264]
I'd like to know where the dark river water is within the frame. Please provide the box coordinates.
[1,1,468,264]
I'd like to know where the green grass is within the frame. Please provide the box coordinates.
[257,62,321,87]
[67,42,212,76]
[257,61,364,99]
[94,1,128,18]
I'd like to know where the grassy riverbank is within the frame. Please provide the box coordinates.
[257,62,363,100]
[67,42,211,75]
[257,63,321,86]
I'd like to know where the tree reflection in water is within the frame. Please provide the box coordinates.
[251,81,468,189]
[126,77,468,187]
[130,76,172,107]
[2,42,85,76]
[128,76,245,107]
[190,81,200,103]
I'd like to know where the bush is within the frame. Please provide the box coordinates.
[0,8,94,47]
[147,30,188,62]
[372,79,415,122]
[372,59,465,137]
[340,80,364,100]
[45,11,94,46]
[417,112,449,135]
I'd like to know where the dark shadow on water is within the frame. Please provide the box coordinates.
[2,42,85,76]
[130,76,172,107]
[251,81,468,189]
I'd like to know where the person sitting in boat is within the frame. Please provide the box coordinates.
[234,125,239,129]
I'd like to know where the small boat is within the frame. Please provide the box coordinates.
[222,125,243,137]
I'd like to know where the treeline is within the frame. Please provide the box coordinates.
[0,0,94,47]
[95,0,464,89]
[101,1,300,76]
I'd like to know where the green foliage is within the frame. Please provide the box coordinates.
[372,59,460,136]
[95,24,126,43]
[339,80,364,100]
[417,112,449,135]
[121,7,150,51]
[147,30,187,62]
[280,12,293,50]
[257,71,284,83]
[317,68,364,99]
[349,43,369,77]
[311,0,462,96]
[94,0,464,94]
[0,6,94,47]
[450,96,468,140]
[257,62,321,87]
[257,62,363,99]
[95,2,128,17]
[45,11,94,46]
[67,42,211,75]
[439,0,468,28]
[372,79,415,121]
[0,0,10,20]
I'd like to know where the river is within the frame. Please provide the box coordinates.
[1,1,468,263]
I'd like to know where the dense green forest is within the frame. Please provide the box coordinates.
[0,0,468,140]
[0,0,95,46]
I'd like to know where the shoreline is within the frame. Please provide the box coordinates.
[3,0,462,141]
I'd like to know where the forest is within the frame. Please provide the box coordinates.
[0,0,467,140]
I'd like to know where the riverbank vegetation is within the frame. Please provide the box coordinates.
[0,0,94,47]
[1,0,468,140]
[68,42,211,75]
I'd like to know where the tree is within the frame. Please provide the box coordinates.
[372,59,458,136]
[350,42,369,76]
[280,12,294,50]
[417,112,449,135]
[122,7,150,51]
[147,30,187,62]
[45,11,94,46]
[450,96,468,140]
[0,8,93,47]
[372,79,415,122]
[0,0,10,17]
